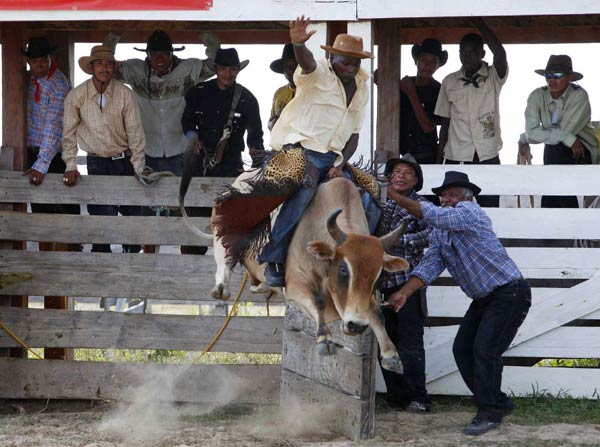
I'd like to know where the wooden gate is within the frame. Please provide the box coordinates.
[420,165,600,398]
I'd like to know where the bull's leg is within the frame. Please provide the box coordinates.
[211,236,232,301]
[369,299,403,374]
[314,292,336,356]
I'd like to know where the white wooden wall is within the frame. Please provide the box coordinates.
[419,165,600,399]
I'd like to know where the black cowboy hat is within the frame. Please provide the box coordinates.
[207,48,249,71]
[270,43,295,74]
[134,30,185,53]
[384,153,424,192]
[431,171,481,196]
[535,54,583,81]
[22,37,57,59]
[411,38,448,67]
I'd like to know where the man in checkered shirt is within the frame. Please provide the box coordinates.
[377,154,431,414]
[386,170,531,436]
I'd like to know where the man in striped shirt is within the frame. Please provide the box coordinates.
[386,171,531,436]
[62,45,146,254]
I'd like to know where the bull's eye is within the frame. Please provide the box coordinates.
[338,263,349,277]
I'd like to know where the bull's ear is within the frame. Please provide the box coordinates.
[307,241,335,260]
[382,253,409,272]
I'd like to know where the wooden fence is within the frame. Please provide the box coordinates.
[1,163,600,409]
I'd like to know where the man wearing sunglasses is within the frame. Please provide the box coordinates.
[518,55,598,208]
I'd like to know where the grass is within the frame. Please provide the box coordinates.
[420,392,600,425]
[73,348,282,365]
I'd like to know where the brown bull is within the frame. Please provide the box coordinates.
[209,177,409,372]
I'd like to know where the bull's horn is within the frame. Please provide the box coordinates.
[327,209,347,244]
[379,219,407,250]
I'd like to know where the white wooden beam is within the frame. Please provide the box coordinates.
[428,366,600,399]
[426,273,600,382]
[357,0,600,19]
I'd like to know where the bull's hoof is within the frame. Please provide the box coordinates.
[211,284,230,301]
[381,355,404,374]
[316,340,337,356]
[250,283,271,294]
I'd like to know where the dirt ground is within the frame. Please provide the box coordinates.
[1,401,599,447]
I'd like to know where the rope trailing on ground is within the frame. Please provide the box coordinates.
[201,271,249,355]
[0,321,43,359]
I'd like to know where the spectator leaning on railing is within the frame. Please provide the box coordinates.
[62,44,147,254]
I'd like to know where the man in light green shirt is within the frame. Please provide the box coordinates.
[519,55,598,208]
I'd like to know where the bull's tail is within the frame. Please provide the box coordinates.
[179,141,214,241]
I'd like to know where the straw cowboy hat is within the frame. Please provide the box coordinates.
[320,34,374,59]
[22,36,57,59]
[535,55,583,81]
[411,38,448,67]
[78,45,116,75]
[431,171,482,196]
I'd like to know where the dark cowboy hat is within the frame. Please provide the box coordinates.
[22,37,57,59]
[431,171,481,196]
[78,45,116,75]
[207,48,249,71]
[320,34,374,59]
[134,30,185,53]
[270,43,295,74]
[535,55,583,81]
[411,38,448,67]
[384,153,424,192]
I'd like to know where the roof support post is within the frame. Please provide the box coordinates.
[375,19,401,163]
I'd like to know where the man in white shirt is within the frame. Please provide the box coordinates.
[435,18,507,208]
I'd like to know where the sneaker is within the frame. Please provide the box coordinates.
[406,401,430,413]
[265,263,285,287]
[462,417,499,436]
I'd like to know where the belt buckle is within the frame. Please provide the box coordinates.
[111,152,125,160]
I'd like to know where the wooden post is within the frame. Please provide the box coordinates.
[43,29,76,361]
[375,19,401,163]
[348,20,375,164]
[280,304,378,440]
[1,23,28,358]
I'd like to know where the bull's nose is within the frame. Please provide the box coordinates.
[344,321,368,335]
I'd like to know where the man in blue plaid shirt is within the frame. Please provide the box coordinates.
[386,171,531,436]
[378,154,431,413]
[23,37,79,216]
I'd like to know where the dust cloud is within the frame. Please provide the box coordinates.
[96,364,247,445]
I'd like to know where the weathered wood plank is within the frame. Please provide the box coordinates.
[0,171,229,207]
[280,369,374,441]
[0,212,212,245]
[426,274,600,382]
[0,250,255,300]
[4,210,600,244]
[0,358,280,403]
[425,325,600,358]
[282,328,370,398]
[284,304,373,355]
[0,307,283,353]
[281,304,376,440]
[428,366,600,399]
